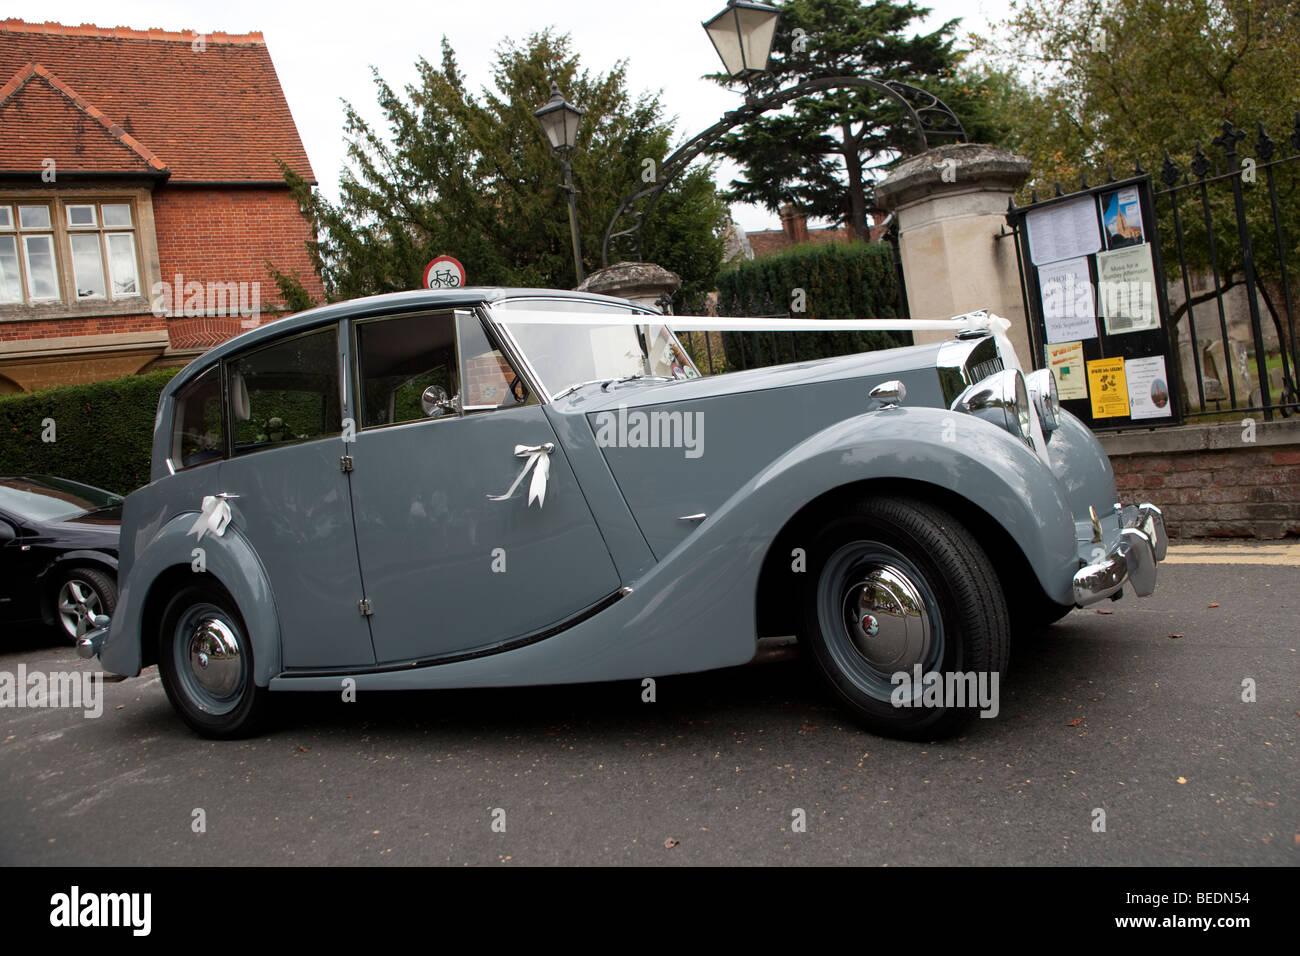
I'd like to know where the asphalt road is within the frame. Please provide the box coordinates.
[1,542,1296,866]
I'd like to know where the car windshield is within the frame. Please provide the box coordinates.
[0,476,122,522]
[490,299,698,396]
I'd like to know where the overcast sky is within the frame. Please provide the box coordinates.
[11,0,1010,231]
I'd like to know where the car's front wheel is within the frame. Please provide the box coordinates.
[798,497,1011,740]
[158,583,270,739]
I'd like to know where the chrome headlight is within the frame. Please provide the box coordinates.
[1025,368,1060,432]
[951,368,1033,448]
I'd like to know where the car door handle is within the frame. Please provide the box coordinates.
[486,443,555,507]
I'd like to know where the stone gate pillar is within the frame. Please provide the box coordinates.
[577,261,681,310]
[876,144,1034,365]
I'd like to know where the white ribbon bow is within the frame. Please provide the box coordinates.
[187,495,232,540]
[486,443,554,508]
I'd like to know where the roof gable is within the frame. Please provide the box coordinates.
[0,19,314,184]
[0,62,166,175]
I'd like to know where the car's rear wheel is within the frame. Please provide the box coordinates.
[158,583,270,739]
[55,566,116,644]
[798,496,1010,740]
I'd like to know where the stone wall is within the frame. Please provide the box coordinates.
[1099,419,1300,538]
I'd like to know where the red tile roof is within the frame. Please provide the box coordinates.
[0,18,314,184]
[0,62,167,174]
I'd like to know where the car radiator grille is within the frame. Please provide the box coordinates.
[963,337,1005,384]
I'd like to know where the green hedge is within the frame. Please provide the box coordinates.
[713,240,909,370]
[0,368,181,495]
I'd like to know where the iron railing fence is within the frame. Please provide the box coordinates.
[1153,120,1300,420]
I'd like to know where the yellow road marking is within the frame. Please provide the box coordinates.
[1164,543,1300,566]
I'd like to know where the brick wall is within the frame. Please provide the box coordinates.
[152,184,325,309]
[1,185,322,349]
[0,313,164,341]
[464,352,515,406]
[1100,421,1300,539]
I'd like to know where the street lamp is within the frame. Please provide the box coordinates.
[534,82,586,284]
[702,0,780,83]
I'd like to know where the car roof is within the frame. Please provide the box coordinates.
[163,287,649,396]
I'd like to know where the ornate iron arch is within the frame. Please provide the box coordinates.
[601,76,966,267]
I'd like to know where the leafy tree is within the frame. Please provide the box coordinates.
[975,0,1300,197]
[276,31,729,307]
[705,0,1006,239]
[977,0,1300,410]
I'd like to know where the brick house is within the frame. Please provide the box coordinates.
[0,18,324,394]
[743,203,891,258]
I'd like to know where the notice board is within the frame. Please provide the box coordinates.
[1012,175,1182,430]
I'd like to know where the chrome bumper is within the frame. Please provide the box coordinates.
[76,614,110,660]
[1072,503,1167,606]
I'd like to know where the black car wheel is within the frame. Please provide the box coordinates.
[54,566,117,644]
[799,496,1011,740]
[158,583,271,739]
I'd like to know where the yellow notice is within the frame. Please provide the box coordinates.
[1087,356,1129,418]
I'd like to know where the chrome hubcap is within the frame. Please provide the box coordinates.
[841,565,932,673]
[187,618,242,697]
[58,580,102,639]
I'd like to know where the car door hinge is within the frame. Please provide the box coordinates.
[340,455,354,473]
[358,598,372,616]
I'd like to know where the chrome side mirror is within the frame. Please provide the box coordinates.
[870,380,907,408]
[420,385,458,418]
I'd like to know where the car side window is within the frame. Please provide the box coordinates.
[227,326,342,455]
[171,365,225,469]
[458,313,531,411]
[356,311,460,429]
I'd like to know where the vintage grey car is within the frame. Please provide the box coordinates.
[82,287,1165,739]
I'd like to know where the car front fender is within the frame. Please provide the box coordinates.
[731,405,1080,605]
[100,514,281,683]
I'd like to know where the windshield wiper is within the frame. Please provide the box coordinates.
[552,379,614,401]
[603,374,672,389]
[552,374,675,401]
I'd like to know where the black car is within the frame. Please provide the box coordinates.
[0,475,121,642]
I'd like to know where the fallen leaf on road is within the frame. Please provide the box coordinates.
[296,746,310,753]
[1096,608,1114,615]
[664,838,679,849]
[1169,633,1184,640]
[1067,718,1083,727]
[1208,602,1220,608]
[1177,776,1188,784]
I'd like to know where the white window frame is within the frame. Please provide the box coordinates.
[21,233,60,301]
[0,234,21,304]
[69,232,107,300]
[105,232,140,298]
[66,204,98,229]
[0,197,142,306]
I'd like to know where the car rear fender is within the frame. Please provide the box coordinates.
[100,514,281,683]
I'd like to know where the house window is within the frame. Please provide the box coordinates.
[0,199,141,305]
[9,204,59,301]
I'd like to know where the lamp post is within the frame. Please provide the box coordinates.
[702,0,780,93]
[534,82,586,284]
